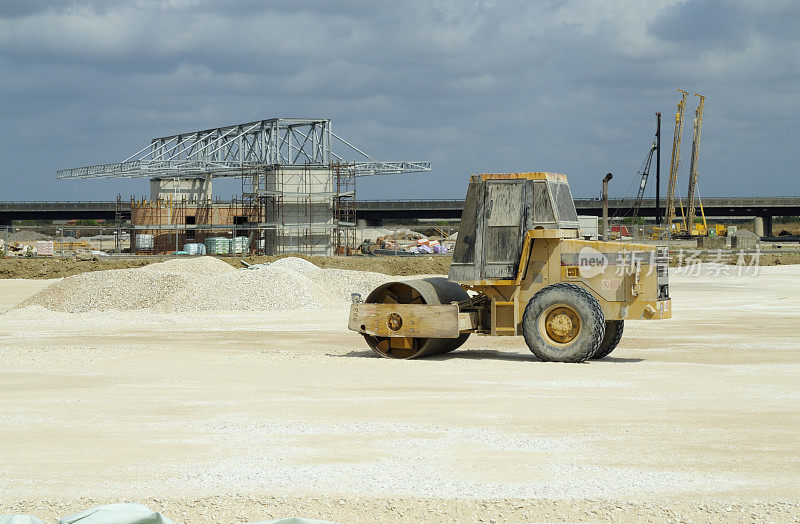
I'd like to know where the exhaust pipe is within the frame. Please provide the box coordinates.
[602,173,613,240]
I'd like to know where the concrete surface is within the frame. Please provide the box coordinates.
[0,266,799,522]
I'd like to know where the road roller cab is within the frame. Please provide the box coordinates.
[348,172,671,362]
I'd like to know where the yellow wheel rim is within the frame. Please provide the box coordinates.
[540,304,581,345]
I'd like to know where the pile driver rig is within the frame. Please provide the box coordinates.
[663,90,708,237]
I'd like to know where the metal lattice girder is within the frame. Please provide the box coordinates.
[352,161,431,176]
[57,118,431,179]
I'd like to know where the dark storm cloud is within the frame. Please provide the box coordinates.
[0,1,68,18]
[0,0,798,201]
[651,0,749,49]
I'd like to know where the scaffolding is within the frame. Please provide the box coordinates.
[240,163,356,256]
[114,194,123,253]
[130,196,253,254]
[334,163,357,254]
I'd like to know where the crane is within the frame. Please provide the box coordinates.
[665,89,689,235]
[685,93,706,234]
[631,141,656,220]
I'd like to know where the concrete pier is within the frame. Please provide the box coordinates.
[754,216,773,237]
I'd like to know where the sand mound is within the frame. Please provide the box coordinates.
[18,256,392,313]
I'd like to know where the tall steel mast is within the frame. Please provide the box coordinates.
[665,90,689,233]
[685,93,706,232]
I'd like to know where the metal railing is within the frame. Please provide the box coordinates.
[0,200,118,204]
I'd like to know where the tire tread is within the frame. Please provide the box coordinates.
[522,283,605,363]
[591,320,624,359]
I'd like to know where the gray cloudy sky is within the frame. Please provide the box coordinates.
[1,0,798,201]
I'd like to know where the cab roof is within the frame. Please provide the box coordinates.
[471,172,568,183]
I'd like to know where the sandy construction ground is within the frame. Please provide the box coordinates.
[1,266,799,522]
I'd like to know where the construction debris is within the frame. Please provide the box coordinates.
[2,241,34,257]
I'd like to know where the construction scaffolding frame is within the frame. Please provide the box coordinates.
[240,163,356,256]
[334,163,357,254]
[130,196,254,254]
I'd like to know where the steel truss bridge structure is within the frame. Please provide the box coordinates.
[57,118,430,179]
[54,118,429,255]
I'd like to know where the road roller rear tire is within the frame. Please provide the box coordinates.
[521,283,605,363]
[362,277,470,359]
[591,320,624,359]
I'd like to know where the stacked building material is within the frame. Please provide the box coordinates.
[35,241,55,256]
[230,236,250,254]
[204,237,230,255]
[183,243,207,256]
[135,234,154,252]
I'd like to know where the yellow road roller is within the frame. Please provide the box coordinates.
[349,172,671,362]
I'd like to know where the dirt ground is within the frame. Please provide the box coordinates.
[773,220,800,236]
[1,266,799,522]
[0,257,156,279]
[2,248,800,280]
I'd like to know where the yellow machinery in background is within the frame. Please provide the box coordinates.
[681,195,708,236]
[685,94,707,236]
[663,90,709,237]
[664,90,689,235]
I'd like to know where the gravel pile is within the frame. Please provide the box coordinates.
[9,230,51,242]
[19,256,393,313]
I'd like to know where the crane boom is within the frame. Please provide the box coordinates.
[632,143,656,220]
[665,89,688,234]
[685,93,706,232]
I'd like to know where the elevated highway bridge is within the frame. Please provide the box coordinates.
[354,197,800,236]
[2,197,799,236]
[0,201,125,225]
